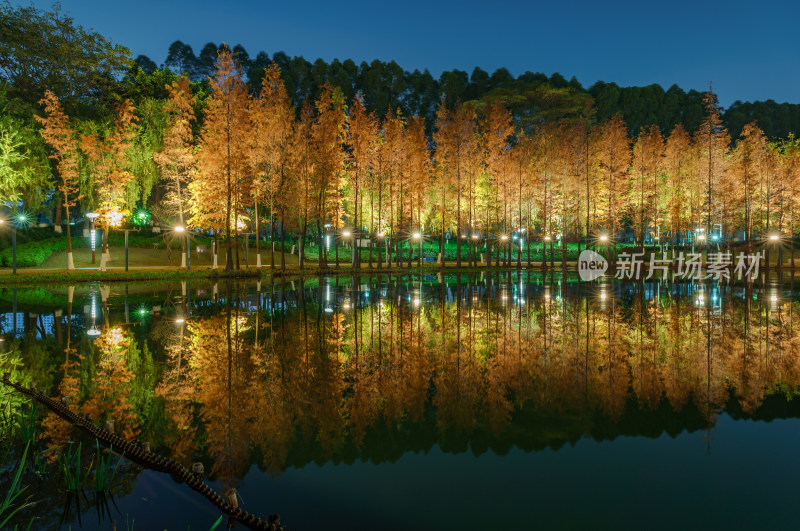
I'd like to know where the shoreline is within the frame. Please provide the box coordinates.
[1,260,799,285]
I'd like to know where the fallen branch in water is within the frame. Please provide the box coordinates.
[1,374,282,531]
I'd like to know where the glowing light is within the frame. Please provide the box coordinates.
[378,232,386,238]
[174,226,185,233]
[599,235,609,242]
[501,235,509,241]
[343,230,351,238]
[771,295,778,302]
[86,212,99,221]
[412,232,421,240]
[0,219,4,225]
[413,298,420,306]
[87,326,101,336]
[544,236,551,241]
[343,303,351,310]
[107,327,125,345]
[600,292,607,301]
[697,234,705,241]
[770,234,780,241]
[472,234,479,240]
[105,209,124,228]
[176,318,185,324]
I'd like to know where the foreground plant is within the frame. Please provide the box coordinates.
[93,440,120,492]
[58,441,89,491]
[0,443,34,528]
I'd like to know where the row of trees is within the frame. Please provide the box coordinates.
[29,48,800,272]
[147,40,800,140]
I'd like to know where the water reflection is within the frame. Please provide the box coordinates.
[2,273,800,527]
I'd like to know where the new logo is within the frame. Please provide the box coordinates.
[578,249,608,281]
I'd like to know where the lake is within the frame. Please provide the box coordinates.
[2,272,800,530]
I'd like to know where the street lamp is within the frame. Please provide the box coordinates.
[87,212,99,264]
[87,291,101,336]
[175,226,190,270]
[599,234,609,243]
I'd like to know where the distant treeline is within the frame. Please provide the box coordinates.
[133,41,800,139]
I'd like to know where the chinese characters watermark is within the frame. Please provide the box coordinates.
[578,249,763,281]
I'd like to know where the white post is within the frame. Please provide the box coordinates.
[67,252,75,270]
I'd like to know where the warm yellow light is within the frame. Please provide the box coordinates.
[501,235,509,241]
[174,226,185,233]
[544,236,551,241]
[697,234,705,241]
[770,234,780,241]
[472,234,479,240]
[378,232,385,237]
[771,295,778,302]
[412,232,421,239]
[343,230,351,238]
[107,327,124,345]
[105,209,124,228]
[599,235,608,242]
[176,318,185,324]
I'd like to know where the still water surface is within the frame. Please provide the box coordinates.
[2,273,800,529]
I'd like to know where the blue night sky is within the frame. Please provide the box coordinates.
[18,0,799,106]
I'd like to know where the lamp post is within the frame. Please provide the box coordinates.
[412,231,421,268]
[174,225,192,271]
[86,212,99,264]
[124,229,129,272]
[342,230,351,269]
[769,233,780,269]
[175,226,189,270]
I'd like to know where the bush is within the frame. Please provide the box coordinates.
[0,237,88,267]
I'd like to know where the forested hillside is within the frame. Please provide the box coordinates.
[136,41,800,139]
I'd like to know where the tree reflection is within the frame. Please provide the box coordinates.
[11,275,800,487]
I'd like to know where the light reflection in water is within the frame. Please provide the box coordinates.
[1,273,800,527]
